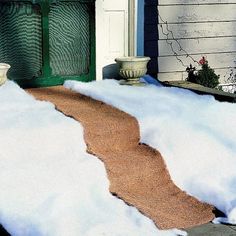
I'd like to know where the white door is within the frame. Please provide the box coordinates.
[96,0,129,80]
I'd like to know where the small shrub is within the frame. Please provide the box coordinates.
[186,57,220,88]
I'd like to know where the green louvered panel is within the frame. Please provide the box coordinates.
[0,2,42,80]
[49,2,90,76]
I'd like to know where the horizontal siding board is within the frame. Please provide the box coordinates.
[158,72,184,81]
[158,68,235,83]
[158,53,236,72]
[158,5,236,23]
[158,37,236,56]
[159,0,236,5]
[159,22,236,39]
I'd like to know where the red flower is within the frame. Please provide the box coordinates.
[199,56,207,65]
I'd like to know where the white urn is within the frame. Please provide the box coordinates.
[115,56,150,85]
[0,63,11,86]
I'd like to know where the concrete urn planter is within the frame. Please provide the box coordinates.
[115,56,150,85]
[0,63,11,86]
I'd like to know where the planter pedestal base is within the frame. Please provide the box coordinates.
[119,79,145,86]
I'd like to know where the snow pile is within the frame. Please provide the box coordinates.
[0,80,185,236]
[65,79,236,225]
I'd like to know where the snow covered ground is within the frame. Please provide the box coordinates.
[0,80,185,236]
[65,77,236,225]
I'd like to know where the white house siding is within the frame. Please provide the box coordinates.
[157,0,236,82]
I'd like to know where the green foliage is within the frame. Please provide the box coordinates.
[186,64,198,83]
[196,63,220,88]
[186,57,220,88]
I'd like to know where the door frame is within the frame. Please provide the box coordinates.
[128,0,136,57]
[95,0,138,80]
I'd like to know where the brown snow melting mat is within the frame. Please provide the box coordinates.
[27,86,214,230]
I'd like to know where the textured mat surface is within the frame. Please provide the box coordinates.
[27,86,215,230]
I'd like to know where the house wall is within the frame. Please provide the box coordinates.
[157,0,236,82]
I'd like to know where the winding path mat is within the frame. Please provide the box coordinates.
[27,86,214,230]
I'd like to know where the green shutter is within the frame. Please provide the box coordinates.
[0,0,95,88]
[49,2,90,76]
[0,2,42,81]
